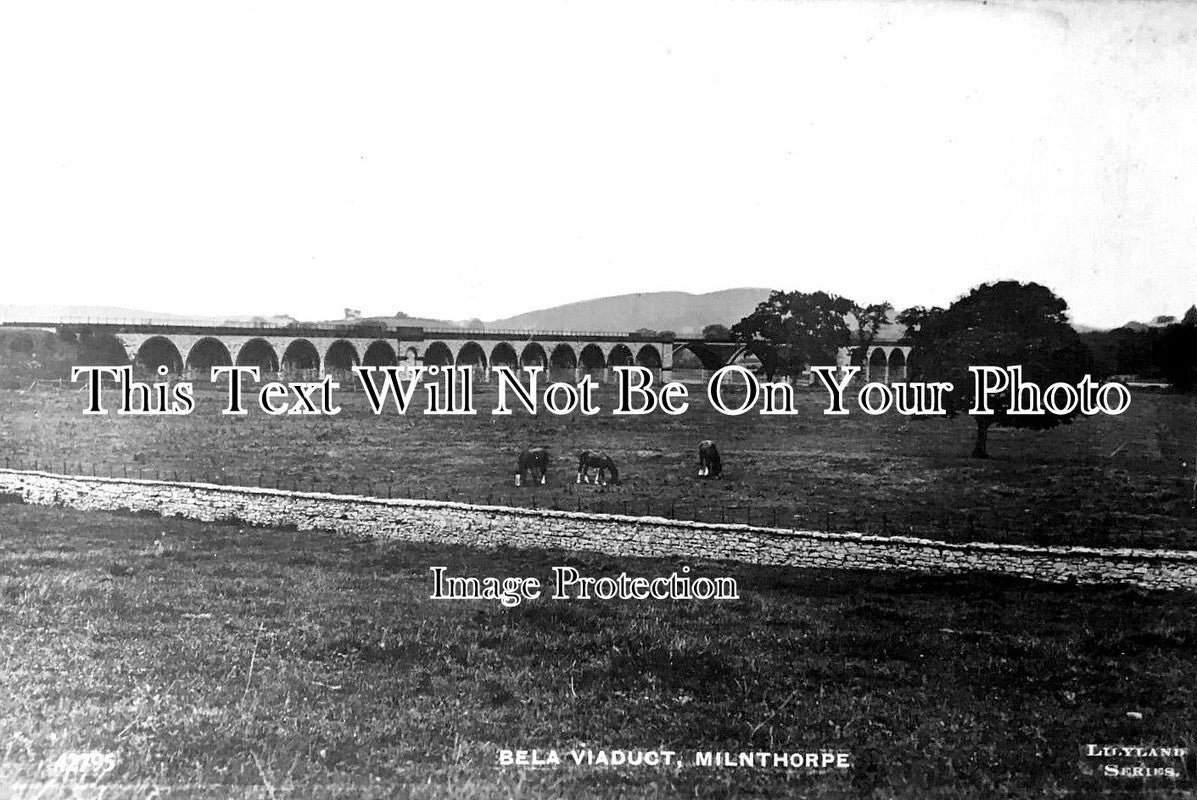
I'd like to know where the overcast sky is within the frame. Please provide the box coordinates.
[2,1,1195,327]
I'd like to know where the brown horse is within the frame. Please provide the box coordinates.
[576,450,620,486]
[698,440,722,478]
[516,447,550,487]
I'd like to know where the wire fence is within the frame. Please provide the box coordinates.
[3,455,1190,548]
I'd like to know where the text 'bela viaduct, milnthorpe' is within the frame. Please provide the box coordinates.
[0,318,912,385]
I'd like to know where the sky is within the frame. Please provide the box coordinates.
[2,1,1196,328]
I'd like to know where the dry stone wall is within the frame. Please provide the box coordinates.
[2,468,1196,591]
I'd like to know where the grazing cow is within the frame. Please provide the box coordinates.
[576,450,621,486]
[698,440,722,478]
[516,447,550,487]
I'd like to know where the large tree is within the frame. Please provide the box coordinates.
[848,302,894,366]
[731,290,856,381]
[902,281,1094,458]
[1157,318,1197,391]
[702,323,733,342]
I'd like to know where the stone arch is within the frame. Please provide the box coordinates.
[722,343,764,371]
[456,341,487,371]
[520,342,547,369]
[579,344,605,370]
[490,342,518,370]
[608,343,633,367]
[889,348,907,382]
[905,348,921,380]
[577,343,605,382]
[668,342,697,368]
[281,339,320,373]
[422,341,453,367]
[186,338,232,373]
[326,340,360,372]
[671,346,704,369]
[363,340,398,367]
[635,344,662,369]
[868,347,889,382]
[133,337,183,374]
[235,338,279,373]
[547,344,576,381]
[549,343,577,369]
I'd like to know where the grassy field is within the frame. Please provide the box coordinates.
[1,504,1195,798]
[2,382,1196,548]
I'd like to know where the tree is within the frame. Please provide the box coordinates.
[731,290,855,381]
[8,332,34,356]
[848,302,894,366]
[1182,305,1197,327]
[896,305,941,334]
[902,281,1094,458]
[75,329,130,366]
[1158,320,1197,391]
[702,324,733,342]
[1080,326,1163,379]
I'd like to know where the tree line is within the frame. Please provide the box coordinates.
[704,281,1197,457]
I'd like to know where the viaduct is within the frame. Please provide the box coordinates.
[1,320,911,384]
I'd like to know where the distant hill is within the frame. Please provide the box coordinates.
[1120,306,1197,331]
[314,314,460,330]
[486,288,772,335]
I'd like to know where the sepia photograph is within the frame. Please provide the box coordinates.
[1,1,1196,797]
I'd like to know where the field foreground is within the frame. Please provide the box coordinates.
[1,504,1195,798]
[2,384,1197,549]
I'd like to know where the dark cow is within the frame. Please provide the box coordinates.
[576,450,620,486]
[698,440,722,478]
[516,447,550,487]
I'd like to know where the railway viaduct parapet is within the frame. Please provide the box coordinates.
[2,321,674,384]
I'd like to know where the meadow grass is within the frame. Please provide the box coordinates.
[1,504,1195,798]
[2,384,1196,548]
